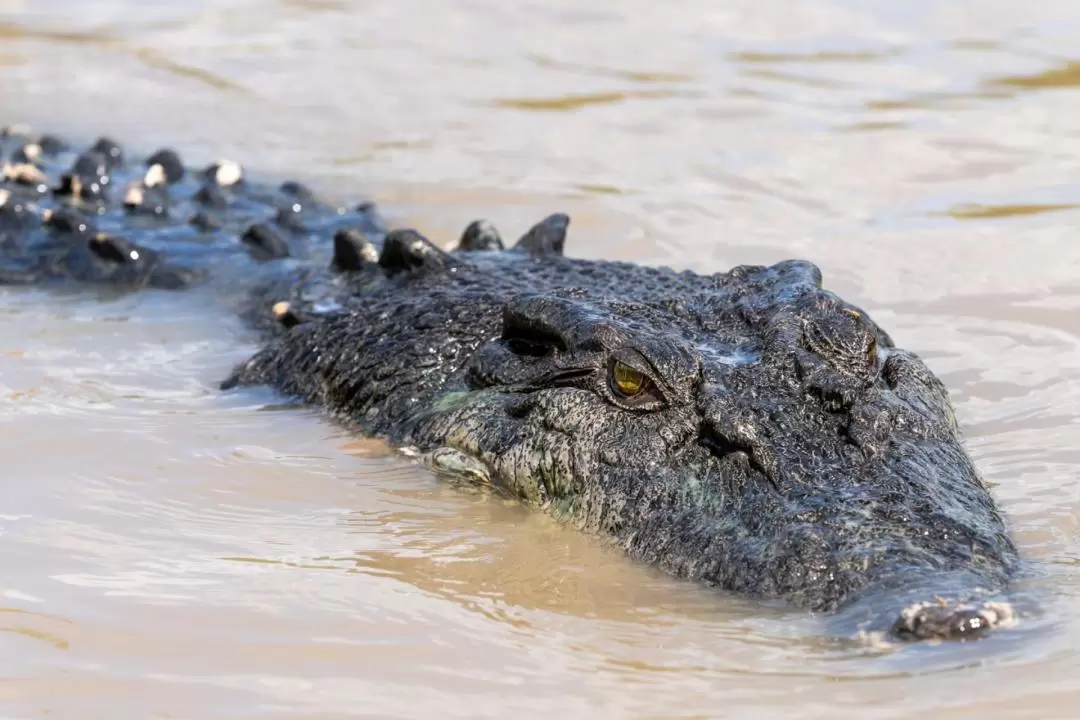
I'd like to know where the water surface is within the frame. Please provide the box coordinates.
[2,1,1080,717]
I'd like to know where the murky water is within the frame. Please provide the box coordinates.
[2,1,1080,717]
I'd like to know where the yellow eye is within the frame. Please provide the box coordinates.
[867,336,877,364]
[611,361,646,397]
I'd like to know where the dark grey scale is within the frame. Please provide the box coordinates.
[0,267,42,284]
[145,149,185,184]
[10,142,41,164]
[458,219,504,252]
[331,228,379,272]
[0,192,34,234]
[280,181,316,205]
[90,137,124,169]
[88,233,141,264]
[3,163,49,192]
[241,222,290,261]
[56,150,111,202]
[72,151,109,181]
[189,210,223,233]
[271,301,315,329]
[378,229,453,275]
[514,213,569,256]
[124,185,169,218]
[67,233,201,290]
[203,160,243,188]
[275,181,325,233]
[149,266,205,290]
[56,173,107,202]
[37,134,68,157]
[193,182,229,210]
[348,200,388,237]
[43,207,93,235]
[275,204,308,233]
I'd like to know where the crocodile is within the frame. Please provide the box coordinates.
[0,127,1021,642]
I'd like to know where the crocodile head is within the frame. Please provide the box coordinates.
[227,215,1019,640]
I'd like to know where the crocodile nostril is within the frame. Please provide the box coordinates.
[699,416,776,484]
[699,426,752,462]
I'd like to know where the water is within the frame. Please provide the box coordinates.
[2,1,1080,717]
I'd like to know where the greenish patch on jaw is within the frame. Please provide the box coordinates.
[433,389,487,412]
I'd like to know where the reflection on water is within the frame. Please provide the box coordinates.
[3,0,1080,717]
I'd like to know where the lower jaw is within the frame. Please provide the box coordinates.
[422,446,496,488]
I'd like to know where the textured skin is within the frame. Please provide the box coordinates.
[0,128,1020,641]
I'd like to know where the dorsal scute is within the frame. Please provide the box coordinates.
[513,213,570,256]
[379,229,454,274]
[458,219,504,252]
[332,227,379,272]
[241,223,291,261]
[89,232,140,264]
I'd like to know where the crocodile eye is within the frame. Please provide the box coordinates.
[610,360,646,398]
[867,336,878,365]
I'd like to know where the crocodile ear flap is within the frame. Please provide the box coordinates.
[513,213,569,256]
[331,228,379,272]
[89,233,139,264]
[379,229,454,274]
[457,219,504,252]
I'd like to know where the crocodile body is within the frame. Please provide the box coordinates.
[0,129,1020,642]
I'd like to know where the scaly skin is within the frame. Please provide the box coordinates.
[0,127,1020,642]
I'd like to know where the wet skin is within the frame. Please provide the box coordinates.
[0,128,1020,641]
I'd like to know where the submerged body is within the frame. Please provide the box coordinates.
[0,128,1019,641]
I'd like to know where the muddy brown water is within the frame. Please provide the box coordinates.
[2,1,1080,718]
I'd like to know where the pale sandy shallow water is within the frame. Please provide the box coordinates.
[2,1,1080,718]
